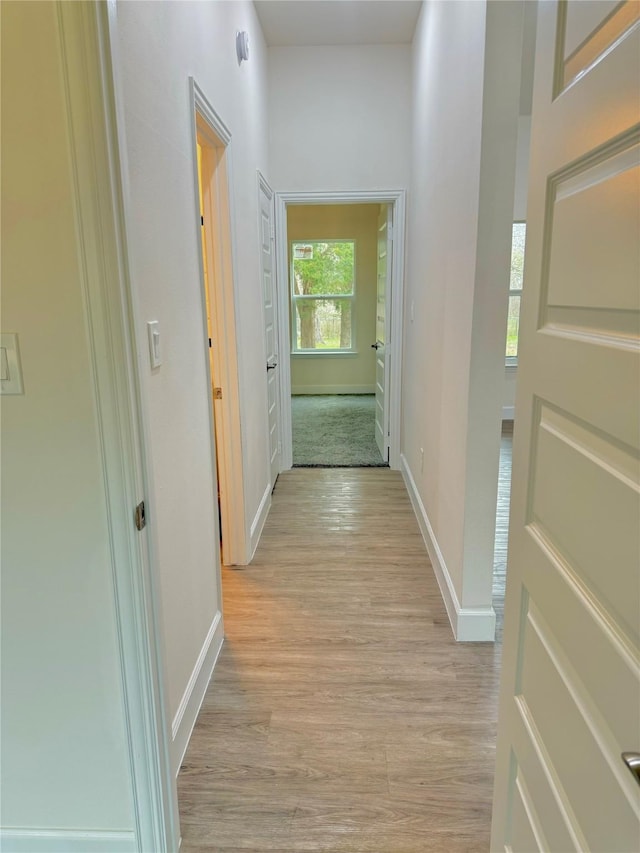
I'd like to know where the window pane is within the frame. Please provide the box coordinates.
[510,223,526,291]
[506,294,521,358]
[295,298,352,350]
[292,241,355,297]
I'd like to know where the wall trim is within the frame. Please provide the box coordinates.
[249,481,272,560]
[274,189,406,471]
[190,77,248,567]
[400,455,496,642]
[191,80,231,146]
[60,2,177,848]
[171,611,224,774]
[292,385,375,395]
[0,829,136,853]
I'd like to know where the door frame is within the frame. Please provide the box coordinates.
[274,190,406,470]
[376,203,393,463]
[64,2,178,848]
[189,79,248,566]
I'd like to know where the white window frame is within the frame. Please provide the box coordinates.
[290,239,356,355]
[506,221,526,367]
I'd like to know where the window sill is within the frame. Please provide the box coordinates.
[291,351,359,359]
[505,360,518,372]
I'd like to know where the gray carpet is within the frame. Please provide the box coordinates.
[291,394,387,467]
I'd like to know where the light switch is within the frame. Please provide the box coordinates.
[147,321,162,369]
[0,333,24,395]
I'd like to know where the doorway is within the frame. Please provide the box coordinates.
[286,203,388,468]
[191,80,247,566]
[492,115,532,630]
[274,191,406,471]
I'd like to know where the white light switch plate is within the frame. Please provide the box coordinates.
[0,333,24,395]
[147,321,162,369]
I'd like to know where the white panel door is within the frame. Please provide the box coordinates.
[259,175,281,488]
[374,204,392,462]
[492,2,640,851]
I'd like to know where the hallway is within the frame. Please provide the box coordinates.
[178,469,502,852]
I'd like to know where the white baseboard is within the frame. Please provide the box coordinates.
[291,385,375,395]
[0,829,136,852]
[400,454,496,642]
[171,610,224,773]
[502,405,515,419]
[249,482,271,560]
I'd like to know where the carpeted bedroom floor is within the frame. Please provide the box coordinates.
[291,394,387,467]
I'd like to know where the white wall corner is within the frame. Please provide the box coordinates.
[171,611,224,774]
[459,0,524,635]
[249,481,272,560]
[401,455,496,642]
[0,830,136,853]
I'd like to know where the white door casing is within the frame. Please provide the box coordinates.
[491,2,640,851]
[58,2,179,848]
[259,173,282,488]
[191,80,248,566]
[374,204,392,462]
[274,190,406,470]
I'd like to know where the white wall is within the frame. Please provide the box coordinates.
[1,0,134,840]
[513,115,532,221]
[111,0,271,770]
[402,0,523,639]
[503,366,518,418]
[288,204,379,394]
[269,45,412,191]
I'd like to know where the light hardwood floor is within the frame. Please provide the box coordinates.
[492,421,513,641]
[178,468,505,852]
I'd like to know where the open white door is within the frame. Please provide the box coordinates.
[259,174,282,488]
[374,204,392,462]
[491,2,640,851]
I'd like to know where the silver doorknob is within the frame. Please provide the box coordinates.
[266,360,277,371]
[622,752,640,786]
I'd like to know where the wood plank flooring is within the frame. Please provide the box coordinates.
[492,421,513,641]
[178,468,505,852]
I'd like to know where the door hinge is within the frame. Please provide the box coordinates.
[208,337,212,348]
[213,387,223,399]
[201,215,204,226]
[134,501,146,531]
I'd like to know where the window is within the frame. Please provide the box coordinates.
[506,222,526,364]
[290,241,355,353]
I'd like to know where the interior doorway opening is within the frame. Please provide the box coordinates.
[490,0,535,628]
[191,81,247,566]
[286,203,390,468]
[274,191,406,471]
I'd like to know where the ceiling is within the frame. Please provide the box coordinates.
[254,0,535,115]
[254,1,423,46]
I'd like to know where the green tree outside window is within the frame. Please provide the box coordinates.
[291,241,355,351]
